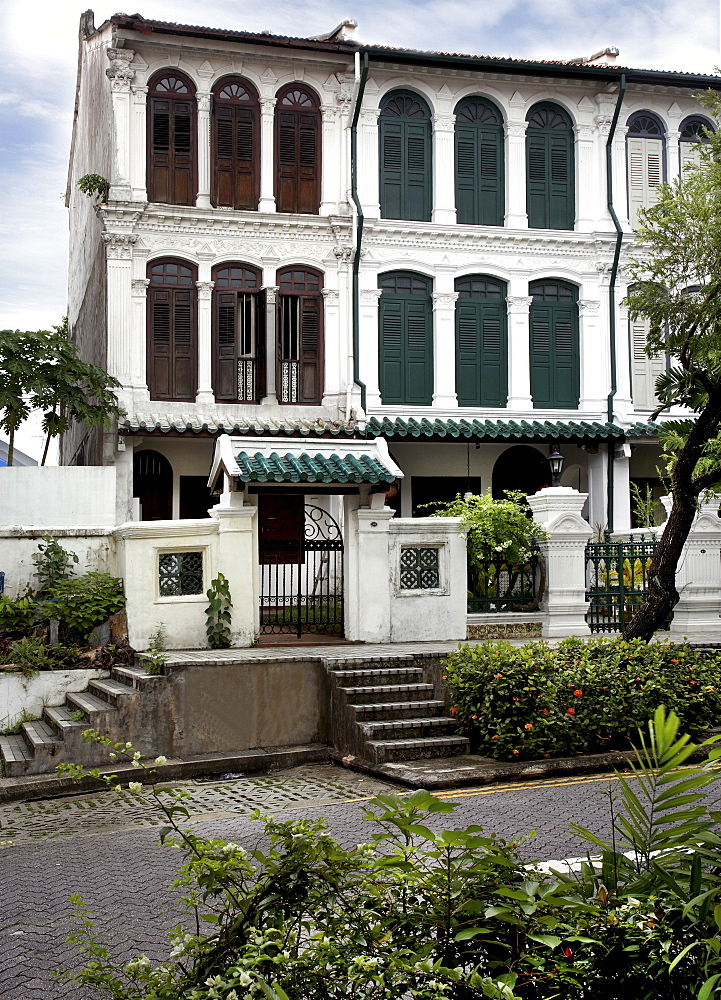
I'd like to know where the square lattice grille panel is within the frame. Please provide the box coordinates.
[399,547,440,590]
[158,551,203,597]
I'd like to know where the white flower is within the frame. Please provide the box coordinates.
[125,741,133,748]
[238,971,253,986]
[154,755,168,766]
[109,752,116,759]
[132,751,142,763]
[128,781,143,794]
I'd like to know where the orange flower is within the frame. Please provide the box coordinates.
[512,750,520,754]
[635,677,641,682]
[671,659,679,663]
[525,723,533,730]
[471,715,478,720]
[450,706,458,714]
[573,689,583,698]
[442,675,447,680]
[492,735,499,740]
[512,697,520,701]
[541,709,549,715]
[567,708,576,716]
[496,673,503,679]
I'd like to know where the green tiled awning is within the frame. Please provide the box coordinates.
[364,417,662,440]
[234,450,396,484]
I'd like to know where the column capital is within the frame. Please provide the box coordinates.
[259,97,277,112]
[505,120,528,139]
[131,84,148,104]
[196,280,215,299]
[432,113,456,132]
[361,107,381,126]
[432,291,459,308]
[321,103,340,120]
[196,93,211,113]
[131,277,150,295]
[262,284,280,303]
[106,47,135,91]
[360,288,383,305]
[578,298,601,315]
[322,287,340,304]
[573,123,595,141]
[507,295,533,314]
[102,233,138,259]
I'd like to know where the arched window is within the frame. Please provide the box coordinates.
[455,276,507,407]
[626,111,665,228]
[147,259,197,401]
[276,267,323,403]
[133,450,172,521]
[147,71,196,206]
[378,272,433,405]
[379,91,432,222]
[529,280,579,408]
[526,102,574,230]
[211,77,259,210]
[274,86,321,215]
[679,115,714,174]
[454,98,504,226]
[212,264,263,402]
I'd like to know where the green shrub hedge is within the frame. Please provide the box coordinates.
[442,637,721,759]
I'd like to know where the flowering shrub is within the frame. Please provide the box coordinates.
[427,490,547,566]
[442,637,721,759]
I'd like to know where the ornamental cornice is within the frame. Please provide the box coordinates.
[432,291,459,307]
[102,233,139,258]
[360,288,383,305]
[196,280,215,299]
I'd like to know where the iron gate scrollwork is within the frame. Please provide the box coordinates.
[585,536,670,633]
[259,502,343,636]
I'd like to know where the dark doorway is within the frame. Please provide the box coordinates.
[411,476,483,517]
[179,476,214,519]
[492,446,551,500]
[133,450,173,520]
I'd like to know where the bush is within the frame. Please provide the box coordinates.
[33,535,79,593]
[442,637,721,759]
[0,637,81,673]
[0,594,37,636]
[37,572,125,642]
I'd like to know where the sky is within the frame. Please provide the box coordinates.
[0,0,719,457]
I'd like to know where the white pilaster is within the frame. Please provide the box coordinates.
[612,450,631,532]
[130,277,150,392]
[104,234,137,387]
[432,114,456,226]
[505,119,528,228]
[344,501,395,642]
[258,98,276,213]
[616,125,630,229]
[432,290,459,407]
[526,487,593,638]
[574,124,595,232]
[586,449,608,532]
[210,498,259,645]
[506,293,533,409]
[322,287,341,399]
[130,85,148,202]
[578,298,605,411]
[359,287,382,407]
[196,93,212,209]
[106,48,135,201]
[261,285,279,404]
[665,129,681,183]
[196,279,214,404]
[320,105,341,215]
[360,108,381,220]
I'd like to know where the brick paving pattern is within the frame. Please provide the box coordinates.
[1,764,719,1000]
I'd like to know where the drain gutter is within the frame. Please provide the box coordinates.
[350,50,369,414]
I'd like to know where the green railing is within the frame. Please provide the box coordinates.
[467,555,541,614]
[585,537,668,633]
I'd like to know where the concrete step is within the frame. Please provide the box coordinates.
[339,683,435,705]
[351,700,447,722]
[21,720,62,753]
[0,734,33,766]
[360,717,458,742]
[66,690,116,720]
[112,664,160,689]
[44,704,88,737]
[332,667,424,688]
[88,677,137,706]
[365,735,470,764]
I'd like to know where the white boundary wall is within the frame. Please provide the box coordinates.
[0,467,117,526]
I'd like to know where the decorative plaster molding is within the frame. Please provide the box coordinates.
[578,298,601,314]
[262,285,280,304]
[259,97,277,112]
[196,94,211,113]
[333,245,353,261]
[361,108,381,125]
[507,295,533,313]
[196,280,215,299]
[322,288,340,304]
[505,121,528,138]
[106,47,135,91]
[573,124,595,141]
[102,233,139,259]
[321,104,340,119]
[131,278,150,295]
[132,85,148,104]
[432,291,459,308]
[360,288,383,305]
[432,114,455,131]
[665,129,681,140]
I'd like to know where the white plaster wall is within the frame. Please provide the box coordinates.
[388,518,468,642]
[0,668,108,731]
[0,467,117,527]
[0,530,116,600]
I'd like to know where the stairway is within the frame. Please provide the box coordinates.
[0,663,166,778]
[327,655,469,764]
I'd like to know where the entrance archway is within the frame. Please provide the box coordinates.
[492,445,551,500]
[133,449,172,520]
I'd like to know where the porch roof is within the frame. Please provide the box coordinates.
[208,435,403,492]
[364,417,663,441]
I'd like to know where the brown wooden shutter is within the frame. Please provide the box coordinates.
[212,103,257,209]
[150,288,172,398]
[275,102,320,214]
[149,285,196,401]
[299,296,320,402]
[149,95,195,206]
[297,113,319,214]
[215,291,237,399]
[150,98,172,204]
[277,111,298,212]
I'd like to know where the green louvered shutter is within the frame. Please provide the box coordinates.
[379,297,405,402]
[455,298,507,406]
[548,134,573,229]
[455,100,504,226]
[405,299,432,403]
[379,92,432,222]
[526,130,548,228]
[526,104,574,230]
[530,285,579,408]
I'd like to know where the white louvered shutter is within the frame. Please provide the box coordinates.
[680,142,702,174]
[627,137,663,229]
[631,317,665,410]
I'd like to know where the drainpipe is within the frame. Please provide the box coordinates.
[350,50,369,414]
[605,72,626,534]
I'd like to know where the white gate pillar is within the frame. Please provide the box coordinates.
[527,486,592,639]
[210,491,259,645]
[661,495,721,643]
[343,494,394,642]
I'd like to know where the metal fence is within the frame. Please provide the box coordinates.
[585,537,667,633]
[467,555,541,614]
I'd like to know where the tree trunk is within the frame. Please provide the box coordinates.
[623,383,721,641]
[6,425,14,467]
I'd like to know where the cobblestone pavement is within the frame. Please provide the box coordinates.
[1,764,719,1000]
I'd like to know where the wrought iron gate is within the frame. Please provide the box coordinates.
[259,502,344,637]
[585,537,667,633]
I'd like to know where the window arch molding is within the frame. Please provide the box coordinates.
[274,83,321,215]
[211,262,264,403]
[378,270,433,405]
[454,274,508,407]
[379,89,433,222]
[276,266,324,404]
[146,257,198,402]
[454,95,505,226]
[679,114,715,174]
[626,109,666,228]
[146,69,197,206]
[211,75,260,210]
[525,101,574,230]
[528,278,579,409]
